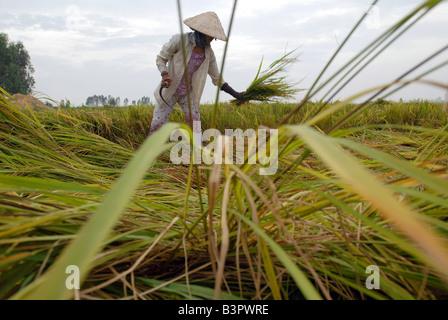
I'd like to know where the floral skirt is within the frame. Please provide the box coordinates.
[149,94,201,136]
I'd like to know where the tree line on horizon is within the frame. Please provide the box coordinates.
[84,95,152,107]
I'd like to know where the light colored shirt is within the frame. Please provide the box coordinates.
[154,32,225,107]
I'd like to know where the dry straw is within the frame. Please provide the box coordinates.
[1,0,448,301]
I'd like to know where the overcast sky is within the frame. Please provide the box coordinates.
[1,0,447,106]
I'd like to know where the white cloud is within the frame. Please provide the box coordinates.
[65,5,92,31]
[236,0,300,17]
[294,5,364,26]
[314,7,360,18]
[1,0,447,105]
[225,35,267,68]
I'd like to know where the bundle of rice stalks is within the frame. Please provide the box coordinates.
[232,50,302,105]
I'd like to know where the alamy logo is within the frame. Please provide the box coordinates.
[65,265,80,290]
[365,265,380,290]
[170,121,279,175]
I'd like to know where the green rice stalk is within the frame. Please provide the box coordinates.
[232,50,302,105]
[11,123,179,300]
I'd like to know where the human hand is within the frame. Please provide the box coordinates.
[221,83,245,101]
[234,91,245,101]
[161,72,173,88]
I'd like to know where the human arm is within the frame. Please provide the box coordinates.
[221,83,244,101]
[207,50,244,100]
[156,34,181,88]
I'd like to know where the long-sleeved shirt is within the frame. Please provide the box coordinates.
[154,32,225,107]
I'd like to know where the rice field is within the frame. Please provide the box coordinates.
[1,0,448,301]
[0,95,447,300]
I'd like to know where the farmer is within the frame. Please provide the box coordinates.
[149,11,244,135]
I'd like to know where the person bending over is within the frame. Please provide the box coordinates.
[149,11,244,135]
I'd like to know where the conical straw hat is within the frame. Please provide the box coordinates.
[184,12,227,41]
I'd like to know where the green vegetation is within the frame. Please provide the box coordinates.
[0,33,35,95]
[231,50,302,105]
[0,91,447,300]
[84,95,151,107]
[44,99,447,150]
[1,0,447,300]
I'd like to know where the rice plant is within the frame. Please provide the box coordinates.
[231,50,302,106]
[1,0,448,301]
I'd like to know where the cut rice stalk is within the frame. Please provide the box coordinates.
[232,50,302,105]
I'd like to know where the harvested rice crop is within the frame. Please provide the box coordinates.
[231,50,302,105]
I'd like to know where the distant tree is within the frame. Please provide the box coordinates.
[107,95,116,106]
[59,99,71,108]
[45,101,55,108]
[86,95,101,107]
[0,33,35,94]
[136,96,151,106]
[141,96,151,105]
[123,98,129,106]
[86,95,125,107]
[86,96,95,107]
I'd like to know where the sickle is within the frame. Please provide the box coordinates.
[159,82,171,108]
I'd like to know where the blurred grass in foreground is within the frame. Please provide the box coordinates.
[1,0,448,300]
[1,90,447,300]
